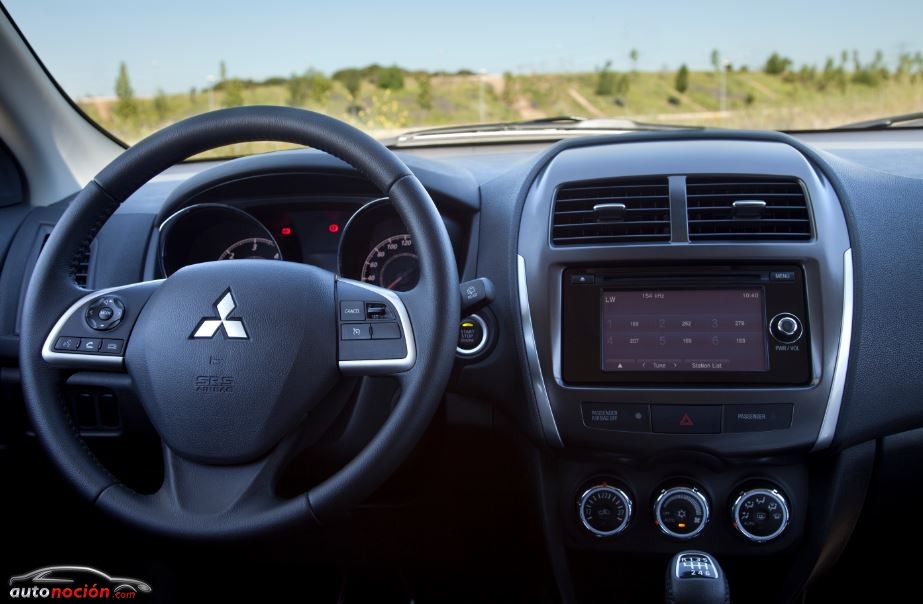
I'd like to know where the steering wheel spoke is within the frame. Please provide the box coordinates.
[336,277,417,377]
[42,280,163,370]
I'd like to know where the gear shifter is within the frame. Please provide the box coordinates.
[665,551,729,604]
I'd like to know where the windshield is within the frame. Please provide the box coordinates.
[5,0,923,156]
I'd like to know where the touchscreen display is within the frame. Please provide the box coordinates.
[601,289,767,372]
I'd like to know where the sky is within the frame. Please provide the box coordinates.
[5,0,923,98]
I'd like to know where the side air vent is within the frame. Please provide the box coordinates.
[73,244,91,287]
[552,177,670,245]
[686,176,812,241]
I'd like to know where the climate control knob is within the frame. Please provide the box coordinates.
[731,488,790,543]
[769,313,803,344]
[578,485,633,537]
[654,486,710,539]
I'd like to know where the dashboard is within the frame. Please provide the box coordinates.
[3,128,923,603]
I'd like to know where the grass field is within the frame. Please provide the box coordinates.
[77,69,923,157]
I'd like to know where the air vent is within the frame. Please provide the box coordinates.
[73,243,91,287]
[552,177,670,245]
[686,176,812,241]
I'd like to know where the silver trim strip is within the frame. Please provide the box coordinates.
[456,314,488,356]
[518,255,563,446]
[813,248,853,451]
[41,281,164,370]
[337,278,416,375]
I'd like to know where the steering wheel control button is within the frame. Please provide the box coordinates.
[651,405,722,434]
[655,487,710,539]
[85,296,125,331]
[578,485,633,538]
[339,300,365,321]
[371,322,401,339]
[365,302,392,320]
[724,404,794,433]
[79,338,103,352]
[581,402,650,432]
[769,312,803,344]
[54,336,80,351]
[732,488,790,543]
[456,314,488,356]
[101,339,125,354]
[341,323,371,340]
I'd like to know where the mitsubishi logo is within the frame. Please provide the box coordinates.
[191,290,248,339]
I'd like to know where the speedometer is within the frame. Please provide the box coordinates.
[361,234,419,291]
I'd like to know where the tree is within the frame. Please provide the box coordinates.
[502,71,517,105]
[629,48,639,72]
[614,73,630,96]
[153,88,169,120]
[114,62,137,120]
[674,64,689,93]
[219,60,227,82]
[287,70,332,106]
[764,53,792,75]
[377,66,405,90]
[333,68,363,101]
[710,49,721,71]
[417,74,432,110]
[222,78,244,107]
[595,60,614,95]
[189,87,197,102]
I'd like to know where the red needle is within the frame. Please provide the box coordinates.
[387,275,404,289]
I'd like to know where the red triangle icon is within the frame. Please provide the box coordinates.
[679,413,695,427]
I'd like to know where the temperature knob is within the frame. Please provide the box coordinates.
[654,486,710,539]
[578,485,633,537]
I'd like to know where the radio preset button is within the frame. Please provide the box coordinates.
[769,313,803,344]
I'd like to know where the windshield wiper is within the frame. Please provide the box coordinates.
[391,116,703,145]
[835,111,923,130]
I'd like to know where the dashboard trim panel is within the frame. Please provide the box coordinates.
[812,248,853,451]
[518,254,564,447]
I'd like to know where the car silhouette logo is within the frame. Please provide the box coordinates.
[9,565,151,595]
[190,289,248,339]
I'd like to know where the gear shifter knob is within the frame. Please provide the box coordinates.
[665,551,729,604]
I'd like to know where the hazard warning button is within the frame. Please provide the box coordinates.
[651,405,722,434]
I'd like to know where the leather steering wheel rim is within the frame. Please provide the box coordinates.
[18,106,460,539]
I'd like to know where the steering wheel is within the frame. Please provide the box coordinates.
[18,107,460,538]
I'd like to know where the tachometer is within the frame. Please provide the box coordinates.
[218,237,281,261]
[361,234,419,291]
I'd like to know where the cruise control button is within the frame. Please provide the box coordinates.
[101,339,125,354]
[79,338,103,353]
[341,323,371,340]
[339,300,365,321]
[54,336,80,351]
[582,403,650,432]
[651,405,722,434]
[724,404,793,432]
[371,322,401,339]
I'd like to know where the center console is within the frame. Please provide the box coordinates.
[515,137,852,580]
